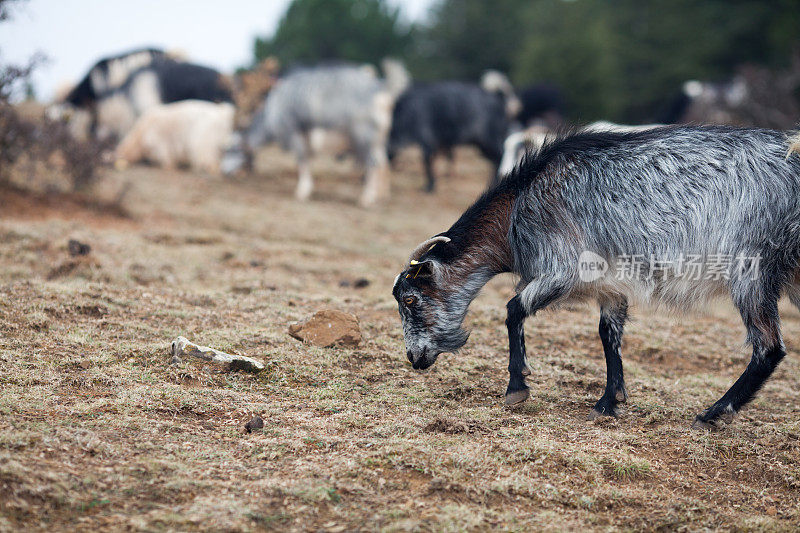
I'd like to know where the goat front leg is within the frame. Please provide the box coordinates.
[506,279,570,406]
[359,144,390,207]
[505,295,530,405]
[296,162,313,201]
[588,298,628,420]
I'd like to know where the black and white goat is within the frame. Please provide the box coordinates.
[53,49,232,140]
[394,126,800,429]
[61,48,166,109]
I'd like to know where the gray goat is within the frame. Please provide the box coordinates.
[234,60,408,207]
[393,126,800,429]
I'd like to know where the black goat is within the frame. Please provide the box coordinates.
[387,82,510,191]
[516,83,565,128]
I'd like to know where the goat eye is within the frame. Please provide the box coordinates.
[404,296,417,306]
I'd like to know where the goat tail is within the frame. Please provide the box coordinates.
[381,58,410,99]
[788,130,800,160]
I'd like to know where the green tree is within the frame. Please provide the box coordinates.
[512,0,623,121]
[254,0,411,67]
[511,0,800,121]
[409,0,529,81]
[255,0,800,122]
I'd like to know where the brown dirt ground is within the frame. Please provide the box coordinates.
[1,147,799,532]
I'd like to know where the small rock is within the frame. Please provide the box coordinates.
[245,415,264,433]
[288,309,362,347]
[170,355,182,365]
[68,239,91,257]
[338,279,351,288]
[353,278,370,288]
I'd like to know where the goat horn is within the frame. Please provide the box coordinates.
[407,236,451,266]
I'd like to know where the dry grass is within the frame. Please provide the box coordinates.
[1,147,799,531]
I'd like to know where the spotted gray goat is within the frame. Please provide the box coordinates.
[52,48,232,141]
[393,125,800,429]
[231,60,409,207]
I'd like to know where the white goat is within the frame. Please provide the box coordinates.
[116,100,235,174]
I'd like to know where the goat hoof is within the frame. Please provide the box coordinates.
[587,407,618,421]
[504,389,529,406]
[691,417,720,432]
[587,408,604,421]
[719,410,736,425]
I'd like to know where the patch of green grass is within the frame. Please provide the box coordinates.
[78,497,110,513]
[608,459,651,481]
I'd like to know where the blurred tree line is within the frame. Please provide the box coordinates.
[254,0,800,122]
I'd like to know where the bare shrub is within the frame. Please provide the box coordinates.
[0,56,112,192]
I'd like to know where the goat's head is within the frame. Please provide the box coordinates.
[392,235,471,370]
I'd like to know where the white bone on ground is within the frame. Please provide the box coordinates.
[171,336,264,372]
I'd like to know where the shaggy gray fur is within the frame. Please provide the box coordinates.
[510,126,800,320]
[246,65,387,158]
[394,125,800,426]
[240,61,407,205]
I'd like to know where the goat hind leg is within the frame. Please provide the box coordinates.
[589,298,629,420]
[693,290,785,429]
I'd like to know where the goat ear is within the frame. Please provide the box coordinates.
[407,235,451,266]
[407,259,438,280]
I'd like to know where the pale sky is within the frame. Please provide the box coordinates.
[0,0,434,101]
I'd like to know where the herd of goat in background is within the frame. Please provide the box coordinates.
[42,47,800,427]
[46,46,769,206]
